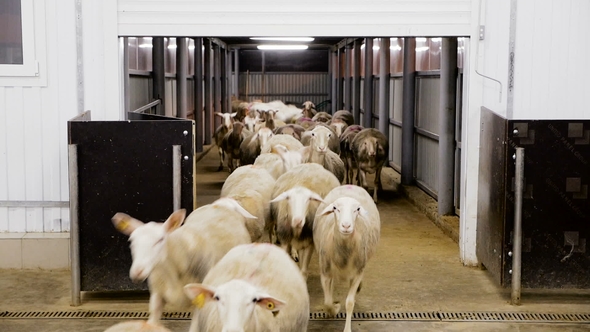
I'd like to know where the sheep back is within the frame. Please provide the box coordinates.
[260,134,304,153]
[191,243,309,332]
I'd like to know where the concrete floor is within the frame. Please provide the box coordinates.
[1,148,590,331]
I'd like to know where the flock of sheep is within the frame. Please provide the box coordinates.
[106,99,390,332]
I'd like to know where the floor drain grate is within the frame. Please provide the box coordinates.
[1,310,589,323]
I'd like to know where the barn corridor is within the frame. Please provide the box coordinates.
[0,148,589,331]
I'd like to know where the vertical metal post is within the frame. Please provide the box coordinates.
[152,37,166,115]
[438,38,458,215]
[352,39,361,124]
[220,46,227,114]
[336,48,344,111]
[213,44,221,128]
[225,48,231,112]
[204,39,212,144]
[172,145,182,211]
[401,37,416,185]
[511,147,525,305]
[233,49,240,98]
[194,38,204,152]
[176,38,188,119]
[345,43,352,111]
[69,144,81,306]
[331,50,337,114]
[363,38,374,129]
[378,38,390,136]
[123,37,130,118]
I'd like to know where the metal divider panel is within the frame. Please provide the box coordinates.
[68,119,194,292]
[476,107,508,286]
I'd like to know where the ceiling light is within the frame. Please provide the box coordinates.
[257,45,308,50]
[251,37,314,42]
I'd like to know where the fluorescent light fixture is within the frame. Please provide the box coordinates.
[431,37,442,42]
[168,45,177,49]
[139,44,153,48]
[416,37,427,42]
[416,46,429,52]
[251,37,314,42]
[390,45,402,51]
[257,45,308,50]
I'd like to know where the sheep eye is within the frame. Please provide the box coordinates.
[333,206,337,211]
[252,298,258,303]
[214,295,220,301]
[356,207,361,212]
[311,132,315,137]
[328,133,332,138]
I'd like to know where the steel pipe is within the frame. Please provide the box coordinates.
[204,39,212,144]
[152,37,165,115]
[352,40,362,124]
[401,37,416,185]
[363,38,374,129]
[194,38,204,152]
[176,38,188,119]
[378,38,390,137]
[173,145,182,211]
[511,147,525,305]
[69,144,81,306]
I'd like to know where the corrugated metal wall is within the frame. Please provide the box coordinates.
[238,72,329,105]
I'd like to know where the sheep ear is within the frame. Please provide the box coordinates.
[111,213,144,236]
[309,192,325,204]
[163,209,186,233]
[231,112,237,118]
[184,283,216,309]
[358,206,370,218]
[215,112,223,117]
[256,294,285,314]
[320,203,336,216]
[270,191,290,203]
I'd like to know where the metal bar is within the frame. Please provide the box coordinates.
[213,44,221,128]
[241,93,329,97]
[204,39,212,144]
[132,100,161,114]
[352,39,361,124]
[194,38,204,152]
[438,37,458,216]
[415,127,439,142]
[336,48,343,111]
[511,147,525,305]
[220,46,227,115]
[363,38,374,129]
[152,37,165,115]
[416,179,439,200]
[123,37,130,118]
[415,70,441,77]
[328,49,333,112]
[68,144,81,306]
[0,201,69,208]
[389,119,402,127]
[378,37,390,136]
[401,37,416,185]
[345,44,352,111]
[176,38,188,119]
[172,145,182,211]
[233,49,239,98]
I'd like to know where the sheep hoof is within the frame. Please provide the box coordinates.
[326,302,341,316]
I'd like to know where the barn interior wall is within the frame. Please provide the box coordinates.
[513,0,590,120]
[0,0,78,233]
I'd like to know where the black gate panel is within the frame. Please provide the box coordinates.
[68,114,195,292]
[506,119,590,288]
[478,107,590,289]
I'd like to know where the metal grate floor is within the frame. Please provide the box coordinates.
[1,310,590,323]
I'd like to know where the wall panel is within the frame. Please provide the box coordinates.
[117,0,471,37]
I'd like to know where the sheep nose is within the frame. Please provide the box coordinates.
[319,146,326,152]
[130,269,146,283]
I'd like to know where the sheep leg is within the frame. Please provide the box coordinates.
[373,166,382,203]
[320,274,340,316]
[358,169,368,191]
[343,273,364,332]
[299,245,314,280]
[217,147,224,171]
[346,157,354,185]
[147,292,164,324]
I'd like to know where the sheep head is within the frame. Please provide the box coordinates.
[310,126,333,153]
[320,196,368,235]
[271,186,324,234]
[111,209,186,282]
[184,280,285,332]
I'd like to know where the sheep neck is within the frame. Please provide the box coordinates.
[309,149,327,165]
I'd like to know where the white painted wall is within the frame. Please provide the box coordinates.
[0,0,77,232]
[513,0,590,120]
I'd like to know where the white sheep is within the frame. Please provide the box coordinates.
[260,133,304,154]
[351,128,389,203]
[220,165,276,242]
[239,127,273,166]
[300,125,345,183]
[270,163,341,278]
[194,112,237,170]
[300,123,341,154]
[111,198,253,324]
[313,184,381,332]
[221,122,251,173]
[183,243,309,332]
[250,100,303,123]
[103,321,171,332]
[254,144,303,179]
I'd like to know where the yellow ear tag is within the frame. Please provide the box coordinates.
[193,293,206,309]
[115,219,129,231]
[266,302,275,310]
